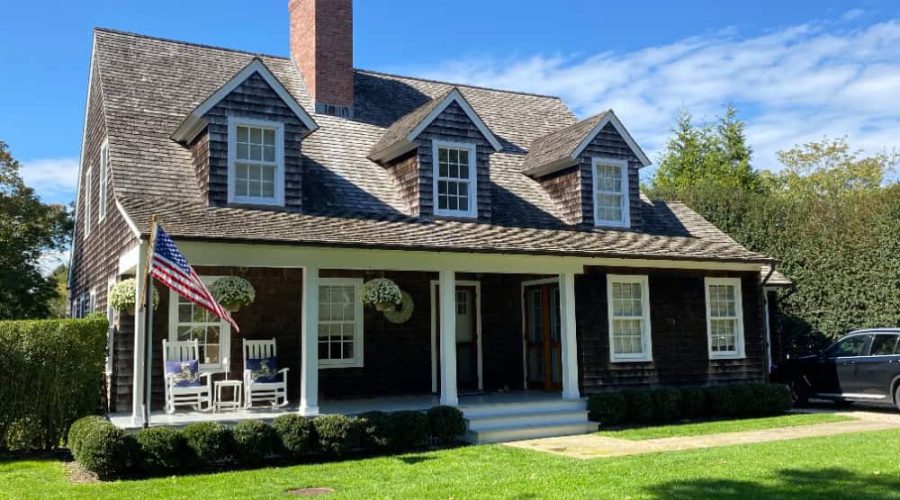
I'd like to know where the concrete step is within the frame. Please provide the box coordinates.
[460,398,586,419]
[467,410,590,432]
[465,421,598,444]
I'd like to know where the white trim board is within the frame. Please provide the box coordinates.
[606,274,653,363]
[591,157,631,229]
[429,280,483,393]
[704,276,746,360]
[68,34,97,289]
[432,140,478,219]
[171,58,318,143]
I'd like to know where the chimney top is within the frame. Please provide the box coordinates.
[289,0,354,117]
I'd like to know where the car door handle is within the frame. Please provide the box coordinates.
[840,361,855,365]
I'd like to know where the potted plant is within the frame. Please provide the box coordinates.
[109,278,159,315]
[361,278,402,311]
[209,276,256,312]
[383,291,414,324]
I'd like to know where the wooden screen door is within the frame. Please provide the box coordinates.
[524,283,562,391]
[435,285,479,392]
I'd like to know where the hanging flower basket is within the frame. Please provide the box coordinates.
[361,278,402,311]
[383,291,415,324]
[109,278,159,316]
[209,276,256,313]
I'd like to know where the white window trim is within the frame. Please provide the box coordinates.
[432,140,478,219]
[84,167,92,237]
[89,287,98,313]
[98,141,108,223]
[226,116,286,207]
[167,276,231,372]
[705,277,746,360]
[318,277,365,369]
[592,157,630,228]
[607,274,653,362]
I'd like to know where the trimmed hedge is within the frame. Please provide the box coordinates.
[588,383,792,426]
[0,318,107,451]
[69,404,471,478]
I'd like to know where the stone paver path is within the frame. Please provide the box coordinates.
[505,410,900,459]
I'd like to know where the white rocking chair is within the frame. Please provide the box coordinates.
[243,338,289,408]
[162,339,213,414]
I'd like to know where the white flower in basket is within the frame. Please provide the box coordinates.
[361,278,402,311]
[209,276,256,312]
[109,278,159,315]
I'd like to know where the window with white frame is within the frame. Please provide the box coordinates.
[433,141,477,218]
[705,277,745,359]
[607,274,652,362]
[84,167,92,237]
[89,287,98,313]
[99,142,108,222]
[592,157,629,227]
[318,278,364,368]
[228,118,284,206]
[168,278,231,370]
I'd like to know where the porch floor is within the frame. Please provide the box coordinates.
[108,391,568,430]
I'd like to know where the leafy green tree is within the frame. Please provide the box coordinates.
[47,264,70,318]
[0,141,71,319]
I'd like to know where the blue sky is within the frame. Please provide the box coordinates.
[1,0,899,206]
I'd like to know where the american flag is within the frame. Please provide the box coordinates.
[148,224,239,332]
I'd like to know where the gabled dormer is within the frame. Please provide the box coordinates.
[172,58,318,211]
[523,111,651,229]
[369,88,502,221]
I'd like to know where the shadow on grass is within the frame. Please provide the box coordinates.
[395,455,435,465]
[646,468,900,499]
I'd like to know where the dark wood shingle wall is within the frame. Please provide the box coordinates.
[576,123,643,231]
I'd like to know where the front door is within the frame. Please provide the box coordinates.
[524,283,562,391]
[434,285,480,392]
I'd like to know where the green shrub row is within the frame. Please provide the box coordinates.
[588,383,792,426]
[68,405,466,478]
[0,318,107,451]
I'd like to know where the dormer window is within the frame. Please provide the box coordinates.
[592,157,630,228]
[227,117,285,206]
[433,141,477,218]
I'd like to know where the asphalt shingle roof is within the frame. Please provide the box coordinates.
[94,28,771,264]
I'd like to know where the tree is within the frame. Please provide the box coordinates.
[47,264,70,318]
[0,141,71,319]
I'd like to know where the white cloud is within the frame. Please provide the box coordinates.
[20,157,79,204]
[404,16,900,173]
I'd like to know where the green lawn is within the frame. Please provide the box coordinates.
[596,413,853,440]
[3,428,900,499]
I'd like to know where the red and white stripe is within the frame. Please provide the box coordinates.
[149,252,239,332]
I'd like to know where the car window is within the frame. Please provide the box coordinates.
[870,334,900,356]
[825,335,869,358]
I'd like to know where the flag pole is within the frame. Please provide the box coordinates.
[141,214,158,428]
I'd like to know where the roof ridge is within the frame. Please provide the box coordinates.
[93,27,291,61]
[355,69,566,100]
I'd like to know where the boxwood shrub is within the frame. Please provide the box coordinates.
[427,406,466,445]
[67,416,134,479]
[233,420,279,464]
[588,383,792,426]
[391,411,430,450]
[359,411,394,450]
[272,414,317,459]
[313,415,360,457]
[182,422,233,464]
[134,427,189,474]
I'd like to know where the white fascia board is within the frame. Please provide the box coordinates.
[570,111,652,167]
[407,89,503,152]
[69,35,98,290]
[115,198,141,238]
[171,58,318,143]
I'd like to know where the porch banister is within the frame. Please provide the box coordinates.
[559,272,580,400]
[131,241,148,427]
[439,269,459,406]
[299,264,320,416]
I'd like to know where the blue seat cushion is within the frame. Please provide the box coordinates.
[165,359,201,387]
[247,356,278,383]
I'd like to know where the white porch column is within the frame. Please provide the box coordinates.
[439,269,458,407]
[559,272,580,400]
[131,241,148,426]
[299,265,320,416]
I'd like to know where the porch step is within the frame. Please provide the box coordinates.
[461,398,596,444]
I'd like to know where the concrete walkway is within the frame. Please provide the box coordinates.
[505,410,900,459]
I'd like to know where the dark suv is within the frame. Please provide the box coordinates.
[775,329,900,409]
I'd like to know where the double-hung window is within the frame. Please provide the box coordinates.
[318,278,364,368]
[607,274,652,362]
[99,141,108,222]
[433,141,477,218]
[592,157,629,228]
[84,167,92,237]
[168,277,231,370]
[228,118,284,206]
[705,277,745,359]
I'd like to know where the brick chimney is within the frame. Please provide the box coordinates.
[290,0,354,117]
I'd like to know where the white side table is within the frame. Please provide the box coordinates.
[214,380,243,412]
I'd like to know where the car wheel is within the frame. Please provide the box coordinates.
[790,379,810,405]
[894,385,900,412]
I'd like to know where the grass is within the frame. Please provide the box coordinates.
[2,427,900,499]
[596,413,854,440]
